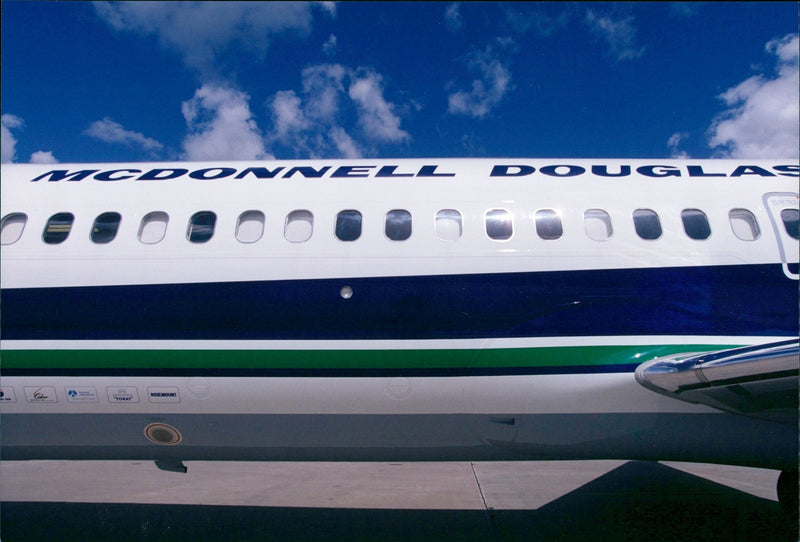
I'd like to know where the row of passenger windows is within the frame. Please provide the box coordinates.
[2,207,799,246]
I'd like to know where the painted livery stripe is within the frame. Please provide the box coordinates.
[1,344,740,375]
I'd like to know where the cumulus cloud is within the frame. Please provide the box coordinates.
[93,2,332,74]
[667,132,690,159]
[447,44,513,118]
[182,84,273,160]
[30,151,59,164]
[444,3,462,33]
[85,117,163,152]
[2,114,58,164]
[349,71,410,143]
[708,34,799,158]
[1,114,23,163]
[585,10,645,61]
[323,34,337,56]
[268,64,409,158]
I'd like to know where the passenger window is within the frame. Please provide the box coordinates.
[435,209,462,241]
[781,209,799,240]
[91,212,122,244]
[729,209,760,241]
[632,209,662,240]
[138,212,169,244]
[187,211,217,243]
[236,210,265,243]
[336,210,362,241]
[1,213,27,245]
[584,209,613,241]
[43,212,74,244]
[485,209,513,240]
[285,210,313,243]
[385,209,412,241]
[535,209,563,240]
[681,209,711,240]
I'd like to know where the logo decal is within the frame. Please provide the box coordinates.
[147,387,180,403]
[65,386,99,403]
[107,387,140,403]
[24,386,58,403]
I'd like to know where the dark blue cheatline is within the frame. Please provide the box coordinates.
[1,264,797,341]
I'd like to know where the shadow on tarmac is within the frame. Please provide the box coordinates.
[1,461,796,541]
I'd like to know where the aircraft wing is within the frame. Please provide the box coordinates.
[635,340,799,425]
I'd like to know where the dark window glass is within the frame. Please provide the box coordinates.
[781,209,799,240]
[485,209,513,240]
[336,210,362,241]
[91,212,122,244]
[43,212,74,244]
[633,209,662,240]
[187,211,217,243]
[535,209,563,240]
[1,213,27,245]
[681,209,711,240]
[385,210,412,241]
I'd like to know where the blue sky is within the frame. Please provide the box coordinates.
[1,2,798,164]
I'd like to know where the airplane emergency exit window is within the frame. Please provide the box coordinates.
[435,209,462,241]
[187,211,217,243]
[485,209,513,240]
[729,209,760,241]
[236,211,265,243]
[1,213,27,245]
[584,209,613,241]
[336,210,362,241]
[91,212,121,244]
[781,209,799,240]
[632,209,662,240]
[385,210,412,241]
[535,209,563,240]
[138,212,169,244]
[681,209,711,240]
[285,210,313,243]
[43,212,74,244]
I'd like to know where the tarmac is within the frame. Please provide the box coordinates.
[1,459,797,541]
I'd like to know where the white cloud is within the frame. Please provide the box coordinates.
[708,34,799,158]
[93,2,332,73]
[447,44,513,118]
[323,34,338,56]
[85,117,163,152]
[182,84,273,160]
[667,132,690,159]
[585,10,645,61]
[1,114,23,163]
[30,151,59,164]
[445,3,462,33]
[268,64,409,158]
[349,71,410,143]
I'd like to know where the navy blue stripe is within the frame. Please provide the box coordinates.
[1,265,797,341]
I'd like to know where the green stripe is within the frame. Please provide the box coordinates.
[0,344,738,370]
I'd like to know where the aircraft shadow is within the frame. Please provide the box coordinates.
[1,461,795,541]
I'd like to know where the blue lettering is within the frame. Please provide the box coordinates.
[591,165,630,177]
[94,169,142,181]
[283,166,331,178]
[30,169,99,182]
[331,165,376,178]
[188,168,237,180]
[138,169,189,181]
[731,165,776,177]
[490,165,535,177]
[773,165,800,177]
[376,165,415,178]
[540,165,586,177]
[417,165,455,177]
[234,167,284,179]
[687,166,726,177]
[636,165,681,178]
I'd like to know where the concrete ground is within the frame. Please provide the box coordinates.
[1,460,796,541]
